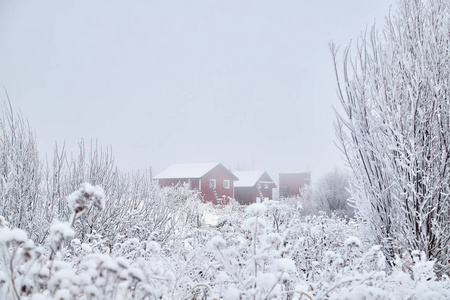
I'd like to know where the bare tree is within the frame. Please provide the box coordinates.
[42,139,203,248]
[332,0,450,273]
[0,98,205,250]
[0,99,44,241]
[315,168,353,219]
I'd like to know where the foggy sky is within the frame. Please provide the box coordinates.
[0,0,394,182]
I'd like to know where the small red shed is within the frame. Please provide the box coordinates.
[279,172,311,198]
[154,163,238,205]
[233,171,277,205]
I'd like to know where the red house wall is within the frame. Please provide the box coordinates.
[234,187,255,205]
[235,186,274,205]
[260,186,273,199]
[258,172,276,200]
[157,165,235,205]
[200,165,235,205]
[279,172,311,198]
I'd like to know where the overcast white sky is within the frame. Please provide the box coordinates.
[0,0,394,181]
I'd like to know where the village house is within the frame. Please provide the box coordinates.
[154,163,238,205]
[279,171,311,198]
[233,170,277,205]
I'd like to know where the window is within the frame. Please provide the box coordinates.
[282,187,289,198]
[209,179,216,189]
[264,183,269,189]
[223,180,230,189]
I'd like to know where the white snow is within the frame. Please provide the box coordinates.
[30,294,49,300]
[256,273,277,287]
[264,233,282,247]
[215,271,229,282]
[207,236,227,251]
[129,268,144,281]
[115,257,130,269]
[146,241,161,254]
[67,183,106,213]
[242,216,267,235]
[204,213,220,225]
[54,289,72,300]
[0,216,9,228]
[344,236,361,248]
[50,222,75,240]
[154,163,220,179]
[245,203,267,216]
[233,170,266,187]
[273,258,296,273]
[67,190,82,212]
[223,286,240,300]
[0,228,28,244]
[71,238,81,246]
[81,243,92,253]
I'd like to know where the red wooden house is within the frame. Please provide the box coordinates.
[233,171,277,205]
[154,163,238,205]
[279,172,311,198]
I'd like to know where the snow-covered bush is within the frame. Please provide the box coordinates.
[0,101,43,242]
[332,0,450,272]
[294,169,353,220]
[2,188,450,299]
[0,183,105,300]
[313,169,353,219]
[39,138,207,250]
[201,203,297,299]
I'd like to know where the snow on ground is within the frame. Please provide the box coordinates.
[204,212,220,225]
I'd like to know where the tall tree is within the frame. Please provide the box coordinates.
[332,0,450,273]
[0,99,43,240]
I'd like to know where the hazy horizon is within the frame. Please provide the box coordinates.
[0,0,395,182]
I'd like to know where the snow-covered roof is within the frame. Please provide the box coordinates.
[233,171,267,187]
[279,171,311,174]
[154,163,221,179]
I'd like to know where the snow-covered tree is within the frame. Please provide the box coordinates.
[0,100,44,241]
[332,0,450,273]
[42,140,203,248]
[315,168,353,219]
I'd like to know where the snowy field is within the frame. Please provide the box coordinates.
[1,185,449,299]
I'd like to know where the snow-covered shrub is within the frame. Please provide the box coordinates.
[0,183,105,300]
[48,221,74,258]
[2,191,450,299]
[295,169,354,220]
[204,212,297,299]
[332,0,450,272]
[263,200,292,232]
[0,101,44,242]
[314,169,353,219]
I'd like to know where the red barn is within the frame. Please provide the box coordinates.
[279,172,311,198]
[154,163,238,205]
[233,171,277,205]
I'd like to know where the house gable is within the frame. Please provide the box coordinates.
[233,170,276,205]
[233,171,276,188]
